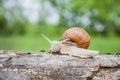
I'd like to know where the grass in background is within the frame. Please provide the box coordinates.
[89,36,120,54]
[0,36,120,53]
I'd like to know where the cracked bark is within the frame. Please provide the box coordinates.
[0,50,120,80]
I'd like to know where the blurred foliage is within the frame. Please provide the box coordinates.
[0,0,120,36]
[50,0,120,35]
[0,0,120,53]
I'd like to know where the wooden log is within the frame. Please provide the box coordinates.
[0,50,120,80]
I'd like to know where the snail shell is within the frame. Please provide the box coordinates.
[60,27,90,49]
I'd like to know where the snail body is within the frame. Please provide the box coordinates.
[61,27,90,49]
[41,27,99,58]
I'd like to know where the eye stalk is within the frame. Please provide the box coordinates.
[41,34,62,53]
[41,34,51,43]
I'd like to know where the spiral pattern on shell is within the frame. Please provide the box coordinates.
[60,27,90,49]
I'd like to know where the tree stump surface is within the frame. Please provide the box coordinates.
[0,50,120,80]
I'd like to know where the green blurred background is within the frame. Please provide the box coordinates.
[0,0,120,53]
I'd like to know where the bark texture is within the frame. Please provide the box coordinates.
[0,50,120,80]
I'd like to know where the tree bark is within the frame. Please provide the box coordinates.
[0,50,120,80]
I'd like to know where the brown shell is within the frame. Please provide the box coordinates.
[60,27,90,49]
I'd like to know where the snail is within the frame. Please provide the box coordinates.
[41,27,99,58]
[60,27,90,49]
